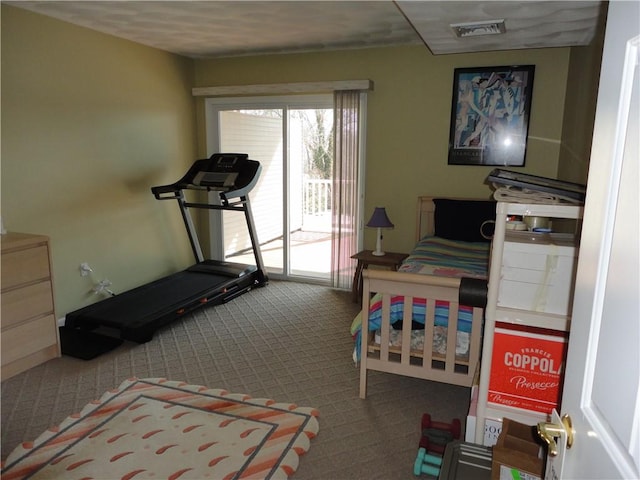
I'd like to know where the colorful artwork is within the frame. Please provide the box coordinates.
[448,65,535,166]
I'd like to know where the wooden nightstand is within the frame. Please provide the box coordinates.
[351,250,408,303]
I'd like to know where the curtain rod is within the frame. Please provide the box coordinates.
[192,80,373,97]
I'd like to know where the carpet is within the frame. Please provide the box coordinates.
[1,378,319,480]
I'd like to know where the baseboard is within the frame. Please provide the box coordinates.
[57,316,66,328]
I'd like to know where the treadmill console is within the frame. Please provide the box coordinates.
[152,153,261,199]
[192,153,248,188]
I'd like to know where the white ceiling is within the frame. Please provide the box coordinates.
[6,1,606,58]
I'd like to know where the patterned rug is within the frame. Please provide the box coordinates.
[1,378,319,480]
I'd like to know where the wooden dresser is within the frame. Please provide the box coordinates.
[1,232,60,380]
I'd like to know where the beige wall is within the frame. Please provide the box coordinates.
[1,5,198,316]
[194,46,572,254]
[557,4,607,184]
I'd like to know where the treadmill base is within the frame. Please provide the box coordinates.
[64,262,266,346]
[59,326,124,360]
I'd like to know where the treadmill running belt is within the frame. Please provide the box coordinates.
[65,270,251,343]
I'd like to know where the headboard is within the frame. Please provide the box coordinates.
[416,196,496,243]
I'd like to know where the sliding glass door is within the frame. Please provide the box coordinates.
[205,95,333,282]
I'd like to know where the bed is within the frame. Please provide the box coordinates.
[353,196,496,397]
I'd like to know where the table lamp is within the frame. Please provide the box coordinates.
[366,207,394,256]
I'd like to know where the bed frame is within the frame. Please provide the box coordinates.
[359,196,490,398]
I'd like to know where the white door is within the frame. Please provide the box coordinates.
[542,2,640,479]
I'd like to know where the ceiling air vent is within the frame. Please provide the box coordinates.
[451,19,506,38]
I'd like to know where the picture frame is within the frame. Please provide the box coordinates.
[448,65,535,166]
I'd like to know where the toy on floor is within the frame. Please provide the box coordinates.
[413,447,443,476]
[414,413,461,477]
[419,413,461,454]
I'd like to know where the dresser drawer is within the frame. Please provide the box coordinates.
[1,280,54,328]
[1,244,50,290]
[1,315,58,365]
[1,232,60,379]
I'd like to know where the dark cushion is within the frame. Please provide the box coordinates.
[433,199,496,242]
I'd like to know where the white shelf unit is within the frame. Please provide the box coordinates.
[472,201,583,445]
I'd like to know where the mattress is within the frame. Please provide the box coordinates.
[396,236,489,278]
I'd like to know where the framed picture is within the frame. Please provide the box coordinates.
[448,65,535,166]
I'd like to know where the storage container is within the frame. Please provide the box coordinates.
[488,325,568,414]
[498,232,578,315]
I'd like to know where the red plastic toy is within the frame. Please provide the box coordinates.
[419,413,461,455]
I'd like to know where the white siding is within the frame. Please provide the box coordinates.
[220,111,283,256]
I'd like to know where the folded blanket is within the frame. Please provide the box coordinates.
[493,186,582,205]
[351,295,473,363]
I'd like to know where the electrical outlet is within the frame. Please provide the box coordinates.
[79,262,93,276]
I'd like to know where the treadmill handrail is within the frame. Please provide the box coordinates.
[150,159,261,202]
[152,186,182,200]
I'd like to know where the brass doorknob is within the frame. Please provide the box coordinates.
[537,414,574,457]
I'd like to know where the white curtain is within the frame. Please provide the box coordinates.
[331,90,362,289]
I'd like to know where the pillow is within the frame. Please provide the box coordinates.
[433,199,496,242]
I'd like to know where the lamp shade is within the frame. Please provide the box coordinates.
[366,207,393,256]
[366,207,394,229]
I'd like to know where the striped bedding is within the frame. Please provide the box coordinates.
[396,236,489,278]
[351,236,490,362]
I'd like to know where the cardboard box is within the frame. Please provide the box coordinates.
[498,233,577,316]
[488,325,568,414]
[491,418,544,480]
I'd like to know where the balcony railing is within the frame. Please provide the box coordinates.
[304,178,331,216]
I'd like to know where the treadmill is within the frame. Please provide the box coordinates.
[64,153,268,345]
